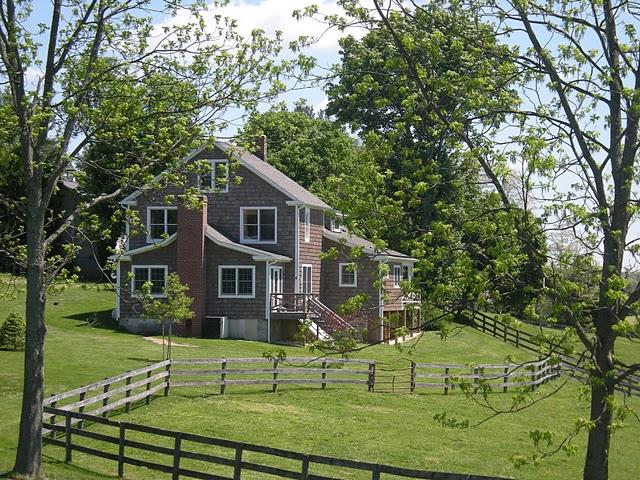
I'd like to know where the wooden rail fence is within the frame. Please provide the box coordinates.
[465,310,640,397]
[43,407,512,480]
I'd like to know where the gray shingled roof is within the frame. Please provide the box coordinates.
[323,229,417,262]
[216,141,331,210]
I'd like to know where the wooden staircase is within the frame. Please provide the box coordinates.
[270,293,352,339]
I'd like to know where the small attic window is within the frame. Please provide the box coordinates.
[200,159,228,193]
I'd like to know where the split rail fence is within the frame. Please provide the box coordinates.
[42,406,511,480]
[465,310,640,397]
[41,356,560,479]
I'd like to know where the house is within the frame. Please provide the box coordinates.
[113,139,420,343]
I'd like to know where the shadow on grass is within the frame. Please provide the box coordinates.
[41,455,115,479]
[63,309,121,332]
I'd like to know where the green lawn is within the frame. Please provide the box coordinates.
[0,276,638,479]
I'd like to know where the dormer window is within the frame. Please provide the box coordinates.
[329,217,343,233]
[240,207,277,244]
[147,207,177,242]
[200,159,229,193]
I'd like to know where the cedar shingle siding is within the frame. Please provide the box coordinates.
[115,144,416,342]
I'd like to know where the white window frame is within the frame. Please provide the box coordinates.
[301,264,313,294]
[146,206,178,243]
[329,218,342,233]
[131,265,168,297]
[218,265,256,299]
[304,207,310,243]
[392,265,402,288]
[240,207,277,244]
[199,159,229,193]
[339,262,357,287]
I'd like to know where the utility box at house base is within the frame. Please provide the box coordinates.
[202,316,228,339]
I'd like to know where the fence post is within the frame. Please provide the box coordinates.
[165,362,171,397]
[372,464,381,480]
[272,359,279,393]
[503,367,509,393]
[65,410,72,463]
[473,367,479,394]
[78,391,86,430]
[482,316,486,332]
[172,432,182,480]
[531,363,537,390]
[125,375,132,414]
[221,359,227,395]
[145,370,152,405]
[444,367,450,396]
[49,397,57,438]
[118,423,126,478]
[492,319,497,337]
[301,455,310,480]
[321,359,327,390]
[368,361,376,392]
[234,445,243,480]
[102,381,111,418]
[410,361,416,394]
[503,325,508,343]
[538,358,543,385]
[516,330,520,348]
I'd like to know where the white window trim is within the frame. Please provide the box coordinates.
[131,265,168,298]
[339,262,357,287]
[301,263,313,294]
[146,206,177,243]
[393,265,402,288]
[240,207,278,244]
[198,159,229,193]
[218,265,256,299]
[329,218,342,233]
[304,207,310,243]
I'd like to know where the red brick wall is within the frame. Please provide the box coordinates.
[177,197,207,336]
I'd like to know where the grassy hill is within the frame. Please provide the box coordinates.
[0,276,638,479]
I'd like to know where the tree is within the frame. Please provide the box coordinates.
[0,1,300,477]
[239,101,359,191]
[141,273,194,361]
[0,312,25,351]
[324,2,545,316]
[321,1,639,479]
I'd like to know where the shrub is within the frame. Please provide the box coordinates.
[0,312,26,351]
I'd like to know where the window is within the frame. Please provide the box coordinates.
[301,264,312,294]
[147,207,177,242]
[240,207,276,243]
[200,159,229,192]
[339,263,357,287]
[218,266,255,298]
[402,265,411,281]
[393,265,402,288]
[304,207,310,243]
[132,266,167,296]
[329,218,342,233]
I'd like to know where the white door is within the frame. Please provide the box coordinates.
[270,266,283,309]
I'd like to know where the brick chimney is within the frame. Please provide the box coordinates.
[177,196,207,337]
[252,135,267,161]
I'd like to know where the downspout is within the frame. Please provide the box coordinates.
[115,259,121,321]
[294,205,300,293]
[265,260,272,343]
[378,260,385,343]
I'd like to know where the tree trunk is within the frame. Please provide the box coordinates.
[168,322,173,361]
[13,208,47,478]
[583,374,614,480]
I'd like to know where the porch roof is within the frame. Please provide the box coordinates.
[205,225,291,262]
[323,229,418,263]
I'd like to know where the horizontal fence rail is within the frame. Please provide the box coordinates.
[43,407,512,480]
[42,360,171,434]
[465,310,640,397]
